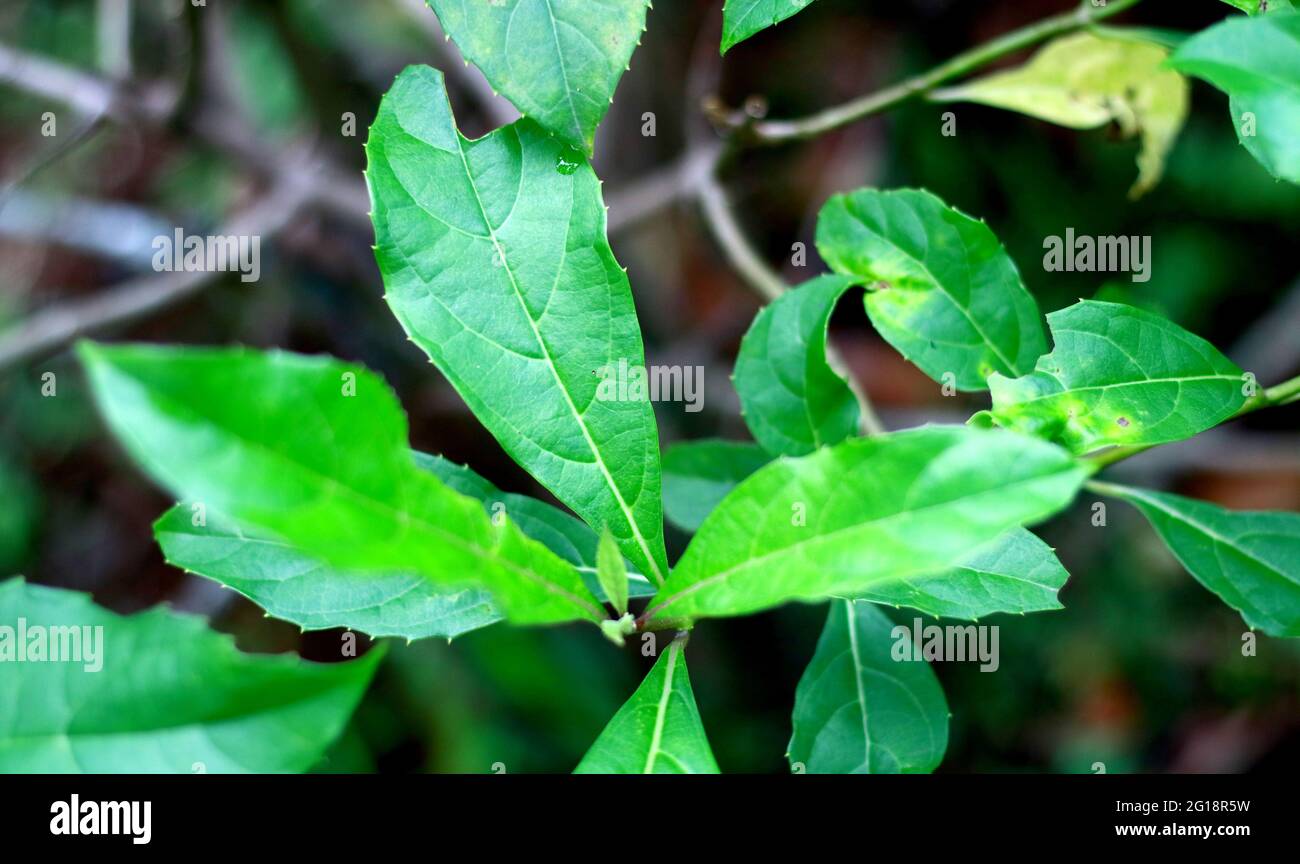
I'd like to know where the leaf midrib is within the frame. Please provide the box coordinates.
[1120,487,1298,587]
[540,0,585,145]
[642,641,679,773]
[113,372,604,620]
[648,460,1083,618]
[1001,373,1241,408]
[450,127,665,585]
[843,601,872,771]
[848,201,1022,375]
[158,524,498,624]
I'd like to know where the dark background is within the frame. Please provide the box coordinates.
[1,0,1297,773]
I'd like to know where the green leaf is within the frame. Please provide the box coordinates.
[1169,11,1300,183]
[79,342,606,628]
[367,66,669,586]
[788,600,948,774]
[816,188,1047,391]
[1216,0,1294,15]
[1095,483,1300,637]
[980,301,1247,456]
[573,639,719,773]
[721,0,820,55]
[414,453,599,568]
[0,579,379,773]
[596,528,629,615]
[155,506,499,641]
[156,453,655,642]
[414,453,656,601]
[661,439,770,533]
[734,274,861,456]
[426,0,650,153]
[663,442,1070,620]
[931,33,1189,197]
[646,426,1091,623]
[855,528,1069,620]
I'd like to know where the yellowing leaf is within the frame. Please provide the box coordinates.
[980,301,1247,456]
[932,33,1189,197]
[816,189,1047,391]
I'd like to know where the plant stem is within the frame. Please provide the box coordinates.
[1084,478,1132,498]
[830,346,887,436]
[696,165,786,302]
[1087,371,1300,469]
[695,156,887,435]
[743,0,1143,144]
[1263,374,1300,407]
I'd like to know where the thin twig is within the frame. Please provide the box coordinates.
[0,16,330,371]
[828,344,887,436]
[96,0,132,80]
[696,163,784,302]
[695,154,887,435]
[0,176,314,371]
[689,12,887,435]
[732,0,1143,144]
[0,35,700,373]
[0,42,117,117]
[0,41,175,122]
[0,40,368,225]
[606,150,712,234]
[0,188,172,267]
[686,9,785,303]
[0,111,107,201]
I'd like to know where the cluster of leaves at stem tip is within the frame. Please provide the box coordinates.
[11,0,1299,775]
